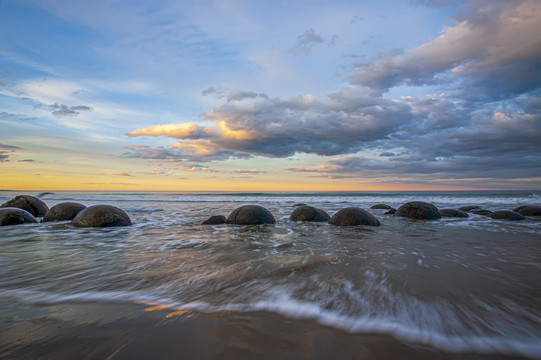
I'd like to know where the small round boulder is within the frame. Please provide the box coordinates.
[43,202,87,222]
[458,205,482,212]
[513,205,541,217]
[72,205,132,227]
[384,208,396,215]
[439,209,469,218]
[290,205,330,222]
[370,204,392,210]
[0,208,38,226]
[329,207,380,226]
[489,210,525,221]
[226,205,275,225]
[0,195,49,217]
[395,201,441,220]
[471,209,492,216]
[202,215,226,225]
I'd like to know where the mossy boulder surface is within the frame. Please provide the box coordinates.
[0,208,38,226]
[226,205,276,225]
[72,205,132,227]
[202,215,226,225]
[395,201,441,220]
[489,210,525,221]
[43,202,87,222]
[329,207,380,226]
[290,205,330,222]
[439,209,469,218]
[513,205,541,216]
[0,195,49,217]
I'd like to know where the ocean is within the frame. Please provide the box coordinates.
[1,190,540,359]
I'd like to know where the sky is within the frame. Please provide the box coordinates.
[0,0,540,191]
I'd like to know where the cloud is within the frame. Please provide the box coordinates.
[139,168,166,175]
[290,28,326,55]
[0,144,24,162]
[124,1,541,186]
[233,168,266,175]
[349,0,541,98]
[0,112,36,121]
[114,171,132,176]
[46,103,94,117]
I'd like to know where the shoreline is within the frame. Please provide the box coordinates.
[0,297,532,360]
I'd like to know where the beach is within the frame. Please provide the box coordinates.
[1,191,540,359]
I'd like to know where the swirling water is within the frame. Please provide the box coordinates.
[1,191,540,358]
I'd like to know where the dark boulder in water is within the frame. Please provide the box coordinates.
[0,195,49,217]
[0,208,38,226]
[458,205,482,212]
[384,208,396,215]
[329,207,380,226]
[471,209,492,216]
[290,205,330,222]
[43,202,87,222]
[202,215,226,225]
[72,205,132,227]
[395,201,441,220]
[370,204,392,210]
[439,209,469,218]
[513,205,541,216]
[293,203,307,207]
[489,210,525,221]
[226,205,276,225]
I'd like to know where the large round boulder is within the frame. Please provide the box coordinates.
[329,207,380,227]
[439,209,469,218]
[489,210,525,221]
[290,205,330,222]
[395,201,441,220]
[43,202,87,222]
[0,208,38,226]
[370,204,392,210]
[0,195,49,217]
[202,215,226,225]
[226,205,275,225]
[72,205,132,227]
[513,205,541,217]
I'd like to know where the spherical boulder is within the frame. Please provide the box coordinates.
[72,205,132,227]
[513,205,541,217]
[0,195,49,217]
[290,205,330,222]
[202,215,226,225]
[384,208,396,215]
[226,205,275,225]
[370,204,392,210]
[329,207,380,227]
[471,209,492,216]
[395,201,441,220]
[489,210,525,221]
[458,205,482,212]
[43,202,87,222]
[0,208,38,226]
[293,203,307,207]
[439,209,469,218]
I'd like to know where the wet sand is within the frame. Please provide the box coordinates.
[0,297,529,360]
